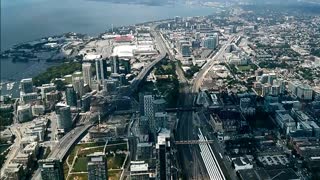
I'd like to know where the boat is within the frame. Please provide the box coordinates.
[7,82,15,91]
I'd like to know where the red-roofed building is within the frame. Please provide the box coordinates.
[114,35,134,42]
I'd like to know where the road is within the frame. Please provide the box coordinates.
[153,23,208,179]
[0,126,21,178]
[173,33,238,180]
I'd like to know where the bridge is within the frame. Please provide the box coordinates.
[175,140,215,145]
[165,107,197,112]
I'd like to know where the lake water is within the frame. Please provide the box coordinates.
[0,0,215,96]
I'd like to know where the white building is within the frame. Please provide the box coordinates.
[297,84,313,100]
[82,63,92,87]
[232,157,253,171]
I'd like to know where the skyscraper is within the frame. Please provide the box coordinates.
[111,56,120,74]
[65,84,77,107]
[156,133,171,180]
[82,63,92,87]
[87,152,108,180]
[55,103,72,133]
[72,76,85,97]
[81,93,91,112]
[203,35,218,50]
[95,59,108,84]
[20,78,33,94]
[39,158,64,180]
[143,95,155,135]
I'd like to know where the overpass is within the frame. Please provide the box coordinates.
[165,107,196,112]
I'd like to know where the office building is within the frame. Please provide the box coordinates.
[121,59,131,74]
[32,105,45,116]
[181,44,191,57]
[275,110,296,135]
[103,79,119,94]
[65,84,77,107]
[39,158,64,180]
[203,35,218,50]
[38,83,56,98]
[72,76,85,97]
[20,92,39,104]
[45,91,60,103]
[20,78,34,94]
[17,104,32,123]
[143,95,155,134]
[95,59,108,83]
[297,84,313,100]
[82,63,93,87]
[139,93,145,116]
[270,85,280,96]
[137,143,153,160]
[111,56,120,74]
[130,161,150,180]
[87,152,108,180]
[55,103,72,133]
[156,133,171,180]
[155,112,169,130]
[81,93,92,112]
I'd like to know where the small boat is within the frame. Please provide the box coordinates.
[7,82,15,91]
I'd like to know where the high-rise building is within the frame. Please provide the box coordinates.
[38,83,56,99]
[39,158,64,180]
[81,93,91,112]
[55,103,72,133]
[65,84,77,107]
[87,152,108,180]
[20,78,34,94]
[156,132,171,180]
[72,77,85,97]
[297,84,313,100]
[103,79,119,94]
[155,112,169,130]
[17,104,32,123]
[139,93,145,116]
[203,36,217,50]
[121,59,131,74]
[95,59,108,83]
[111,56,120,74]
[82,63,92,87]
[181,44,191,57]
[143,95,155,134]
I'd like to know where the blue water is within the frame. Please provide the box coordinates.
[1,0,215,50]
[0,0,215,97]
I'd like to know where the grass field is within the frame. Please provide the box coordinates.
[108,170,122,180]
[237,65,252,71]
[73,157,88,172]
[105,143,127,153]
[107,154,126,169]
[68,173,88,180]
